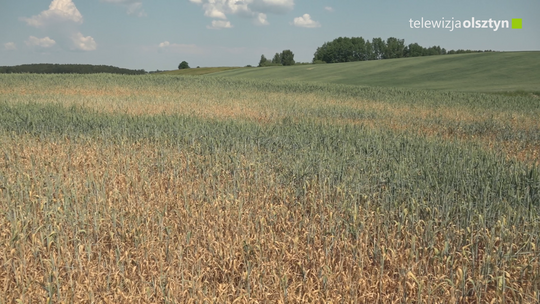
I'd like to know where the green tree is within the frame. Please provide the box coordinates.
[406,43,424,57]
[364,41,374,60]
[0,63,146,75]
[424,46,441,56]
[351,37,366,61]
[280,50,295,66]
[178,61,190,69]
[258,54,269,67]
[312,42,330,63]
[271,53,282,65]
[372,37,386,60]
[385,37,405,59]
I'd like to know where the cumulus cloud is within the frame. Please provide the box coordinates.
[71,32,97,51]
[25,36,56,48]
[20,0,83,28]
[205,7,228,19]
[254,13,269,25]
[4,42,17,51]
[21,0,97,51]
[101,0,147,17]
[189,0,295,27]
[202,0,250,19]
[159,41,171,48]
[207,20,234,30]
[293,14,320,28]
[324,6,334,12]
[158,41,205,54]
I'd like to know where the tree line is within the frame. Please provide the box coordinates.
[0,64,147,75]
[258,50,295,67]
[256,37,495,67]
[312,37,495,63]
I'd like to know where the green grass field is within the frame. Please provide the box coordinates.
[157,66,243,76]
[209,52,540,93]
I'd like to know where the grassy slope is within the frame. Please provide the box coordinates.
[156,66,244,75]
[209,52,540,93]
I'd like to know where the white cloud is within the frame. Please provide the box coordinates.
[189,0,293,27]
[20,0,97,51]
[254,13,269,25]
[204,6,228,19]
[158,41,205,54]
[207,20,233,30]
[20,0,83,28]
[127,3,147,17]
[101,0,147,17]
[25,36,56,48]
[201,1,251,19]
[71,32,97,51]
[293,14,321,28]
[4,42,17,51]
[324,6,333,12]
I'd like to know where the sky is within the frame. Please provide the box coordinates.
[1,0,539,71]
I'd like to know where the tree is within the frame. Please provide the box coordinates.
[385,37,405,59]
[424,46,441,56]
[280,50,295,66]
[351,37,366,61]
[0,63,146,75]
[313,43,330,63]
[258,54,269,67]
[178,61,190,69]
[364,41,374,60]
[313,36,377,63]
[372,37,386,60]
[271,53,282,65]
[406,43,424,57]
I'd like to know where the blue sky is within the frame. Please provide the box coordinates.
[1,0,538,71]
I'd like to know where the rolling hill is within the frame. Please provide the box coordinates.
[208,52,540,93]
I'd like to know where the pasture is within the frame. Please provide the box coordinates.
[0,74,539,302]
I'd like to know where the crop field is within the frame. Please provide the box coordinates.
[0,74,539,303]
[211,52,540,93]
[157,67,243,76]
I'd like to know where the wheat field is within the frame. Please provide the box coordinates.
[1,74,539,303]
